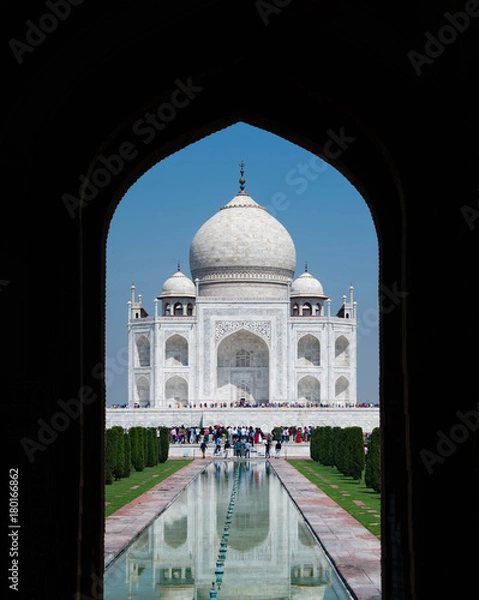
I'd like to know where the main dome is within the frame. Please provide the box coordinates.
[189,191,296,296]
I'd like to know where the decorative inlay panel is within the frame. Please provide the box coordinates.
[164,330,189,340]
[297,331,320,341]
[134,331,150,340]
[164,372,189,382]
[215,320,271,345]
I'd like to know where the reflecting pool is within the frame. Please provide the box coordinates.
[104,461,353,599]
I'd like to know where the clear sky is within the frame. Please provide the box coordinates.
[106,122,379,407]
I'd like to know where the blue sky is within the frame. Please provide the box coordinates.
[106,122,379,406]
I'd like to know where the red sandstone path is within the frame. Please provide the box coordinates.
[104,458,381,600]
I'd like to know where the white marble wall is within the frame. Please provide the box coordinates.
[106,407,380,434]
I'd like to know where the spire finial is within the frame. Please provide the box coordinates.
[177,260,181,272]
[238,160,246,193]
[305,262,308,273]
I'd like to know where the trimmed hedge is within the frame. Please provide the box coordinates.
[321,425,334,466]
[123,430,132,478]
[346,426,366,481]
[146,427,158,467]
[105,428,116,485]
[311,425,369,485]
[111,426,125,480]
[129,426,145,472]
[365,427,380,493]
[332,426,342,468]
[105,425,170,485]
[310,427,320,461]
[158,426,170,463]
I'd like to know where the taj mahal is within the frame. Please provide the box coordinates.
[106,165,379,433]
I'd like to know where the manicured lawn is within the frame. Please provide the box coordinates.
[288,459,381,539]
[105,460,191,517]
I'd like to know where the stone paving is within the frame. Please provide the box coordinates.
[104,457,381,599]
[104,459,211,567]
[271,459,381,600]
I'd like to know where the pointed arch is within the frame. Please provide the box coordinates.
[335,376,350,404]
[216,329,269,403]
[302,302,312,316]
[165,376,188,407]
[335,335,350,366]
[297,334,320,366]
[136,335,150,367]
[165,334,188,366]
[297,375,320,403]
[136,376,150,406]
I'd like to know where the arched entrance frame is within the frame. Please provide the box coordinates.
[4,5,478,598]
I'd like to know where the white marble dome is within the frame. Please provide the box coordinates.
[189,192,296,290]
[291,270,325,297]
[160,269,196,298]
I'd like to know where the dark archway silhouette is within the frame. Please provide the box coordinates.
[3,3,479,599]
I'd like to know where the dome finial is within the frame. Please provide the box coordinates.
[305,262,308,273]
[238,160,246,194]
[177,260,181,272]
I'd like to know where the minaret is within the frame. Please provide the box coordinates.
[129,284,149,319]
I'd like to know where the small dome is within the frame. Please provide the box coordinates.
[291,270,325,297]
[160,269,196,298]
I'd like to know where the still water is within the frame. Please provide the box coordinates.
[104,461,353,599]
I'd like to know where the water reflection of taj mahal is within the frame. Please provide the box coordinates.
[105,462,347,600]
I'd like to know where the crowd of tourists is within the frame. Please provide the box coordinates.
[109,402,379,409]
[189,425,289,459]
[169,424,312,447]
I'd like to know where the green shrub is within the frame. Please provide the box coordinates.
[158,426,170,463]
[335,427,347,474]
[321,426,334,466]
[347,426,365,481]
[143,426,149,466]
[111,426,125,480]
[105,428,116,485]
[129,427,145,472]
[122,430,132,478]
[365,427,380,492]
[310,427,320,461]
[332,426,342,468]
[146,427,157,467]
